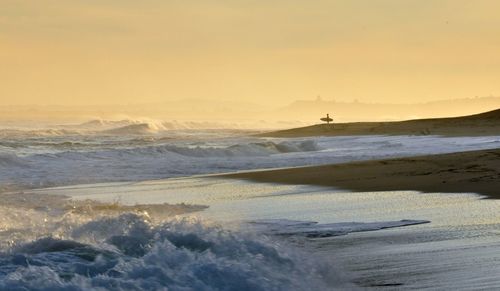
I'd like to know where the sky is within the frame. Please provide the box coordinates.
[1,0,500,106]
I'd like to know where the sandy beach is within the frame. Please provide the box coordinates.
[224,148,500,198]
[260,108,500,137]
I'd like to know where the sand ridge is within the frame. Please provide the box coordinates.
[259,108,500,137]
[223,149,500,198]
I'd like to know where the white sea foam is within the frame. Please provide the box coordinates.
[0,118,300,136]
[249,219,430,238]
[0,128,82,137]
[32,177,500,290]
[102,123,165,135]
[2,126,500,289]
[0,196,344,290]
[1,132,500,190]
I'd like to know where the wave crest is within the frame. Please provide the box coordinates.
[0,213,339,290]
[102,123,166,135]
[166,140,321,157]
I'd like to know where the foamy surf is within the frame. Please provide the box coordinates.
[0,193,347,291]
[2,127,500,289]
[1,128,500,190]
[0,216,339,290]
[29,176,500,290]
[248,219,430,238]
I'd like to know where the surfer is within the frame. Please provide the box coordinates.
[320,113,333,124]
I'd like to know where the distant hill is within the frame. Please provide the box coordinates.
[461,108,500,120]
[260,108,500,137]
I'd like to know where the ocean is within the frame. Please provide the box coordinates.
[1,119,500,290]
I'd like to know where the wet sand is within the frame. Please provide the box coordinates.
[223,148,500,198]
[259,108,500,137]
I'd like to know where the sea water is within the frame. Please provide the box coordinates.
[1,121,500,289]
[2,120,499,190]
[31,179,500,290]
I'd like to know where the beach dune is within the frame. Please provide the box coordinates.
[260,108,500,137]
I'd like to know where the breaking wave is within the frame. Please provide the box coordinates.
[0,139,322,190]
[102,123,164,135]
[0,140,320,168]
[0,118,262,138]
[0,128,81,137]
[0,212,340,290]
[163,140,320,157]
[75,118,289,132]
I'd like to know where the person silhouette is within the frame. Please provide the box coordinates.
[320,113,333,124]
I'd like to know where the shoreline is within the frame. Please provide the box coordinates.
[222,148,500,198]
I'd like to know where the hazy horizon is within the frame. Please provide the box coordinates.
[2,1,500,108]
[1,95,499,109]
[1,96,499,125]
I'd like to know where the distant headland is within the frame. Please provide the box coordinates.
[258,108,500,137]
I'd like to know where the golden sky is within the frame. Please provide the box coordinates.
[1,0,499,106]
